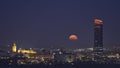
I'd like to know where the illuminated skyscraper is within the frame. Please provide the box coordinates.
[12,43,17,52]
[94,19,103,56]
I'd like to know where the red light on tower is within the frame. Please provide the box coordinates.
[94,19,103,25]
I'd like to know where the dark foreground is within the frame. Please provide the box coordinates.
[1,64,120,68]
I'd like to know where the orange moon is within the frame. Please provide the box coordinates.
[69,35,78,40]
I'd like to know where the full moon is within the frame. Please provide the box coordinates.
[69,35,78,40]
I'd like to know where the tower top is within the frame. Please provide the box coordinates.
[13,43,16,46]
[94,19,103,25]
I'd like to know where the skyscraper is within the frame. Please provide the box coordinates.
[94,19,103,56]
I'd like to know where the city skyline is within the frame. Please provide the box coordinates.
[0,0,120,48]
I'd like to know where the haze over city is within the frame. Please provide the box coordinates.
[0,0,120,48]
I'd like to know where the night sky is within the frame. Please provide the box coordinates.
[0,0,120,48]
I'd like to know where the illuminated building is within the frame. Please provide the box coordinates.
[94,19,103,56]
[18,49,37,54]
[11,42,36,54]
[12,43,17,52]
